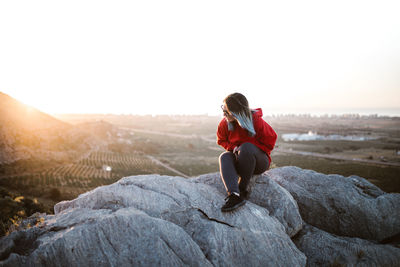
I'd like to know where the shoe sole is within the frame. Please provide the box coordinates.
[221,200,246,212]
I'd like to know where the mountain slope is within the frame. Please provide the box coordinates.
[0,92,91,166]
[0,92,69,131]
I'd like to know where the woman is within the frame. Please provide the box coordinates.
[217,92,277,212]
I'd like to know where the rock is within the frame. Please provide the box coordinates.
[194,172,303,237]
[3,166,399,266]
[293,224,400,266]
[268,166,400,241]
[1,174,306,267]
[1,208,209,267]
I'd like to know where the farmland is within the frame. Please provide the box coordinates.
[1,112,400,236]
[0,147,178,235]
[1,151,177,196]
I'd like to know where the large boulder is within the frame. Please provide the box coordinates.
[293,224,400,266]
[0,174,306,267]
[194,172,303,237]
[0,208,210,266]
[2,166,399,266]
[268,166,400,241]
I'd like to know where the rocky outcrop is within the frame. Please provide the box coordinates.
[194,172,303,237]
[1,173,306,267]
[268,166,400,241]
[293,224,400,266]
[1,166,399,266]
[0,208,210,266]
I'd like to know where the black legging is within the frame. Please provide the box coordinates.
[219,142,270,195]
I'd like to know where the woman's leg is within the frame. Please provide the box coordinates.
[236,143,269,194]
[219,151,240,194]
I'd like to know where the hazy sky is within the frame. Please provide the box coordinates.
[1,0,399,115]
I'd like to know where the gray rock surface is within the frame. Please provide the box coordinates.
[1,173,306,267]
[194,172,303,237]
[1,208,209,267]
[268,166,400,241]
[294,224,400,266]
[1,166,399,266]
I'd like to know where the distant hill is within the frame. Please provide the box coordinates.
[0,92,94,167]
[0,92,69,131]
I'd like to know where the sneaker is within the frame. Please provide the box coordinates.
[221,193,245,212]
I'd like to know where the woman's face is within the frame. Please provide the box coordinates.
[222,103,236,122]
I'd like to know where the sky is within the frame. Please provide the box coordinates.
[0,0,399,116]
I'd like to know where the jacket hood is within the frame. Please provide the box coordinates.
[252,108,263,117]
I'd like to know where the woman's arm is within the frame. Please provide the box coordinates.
[254,117,277,152]
[216,119,235,151]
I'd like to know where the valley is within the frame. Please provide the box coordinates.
[1,92,399,237]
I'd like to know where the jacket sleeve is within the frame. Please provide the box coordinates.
[216,119,235,151]
[254,117,277,152]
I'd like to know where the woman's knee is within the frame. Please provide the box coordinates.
[219,151,234,163]
[238,142,257,155]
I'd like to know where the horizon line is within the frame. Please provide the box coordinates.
[52,108,400,118]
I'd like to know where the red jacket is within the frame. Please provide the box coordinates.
[216,108,277,162]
